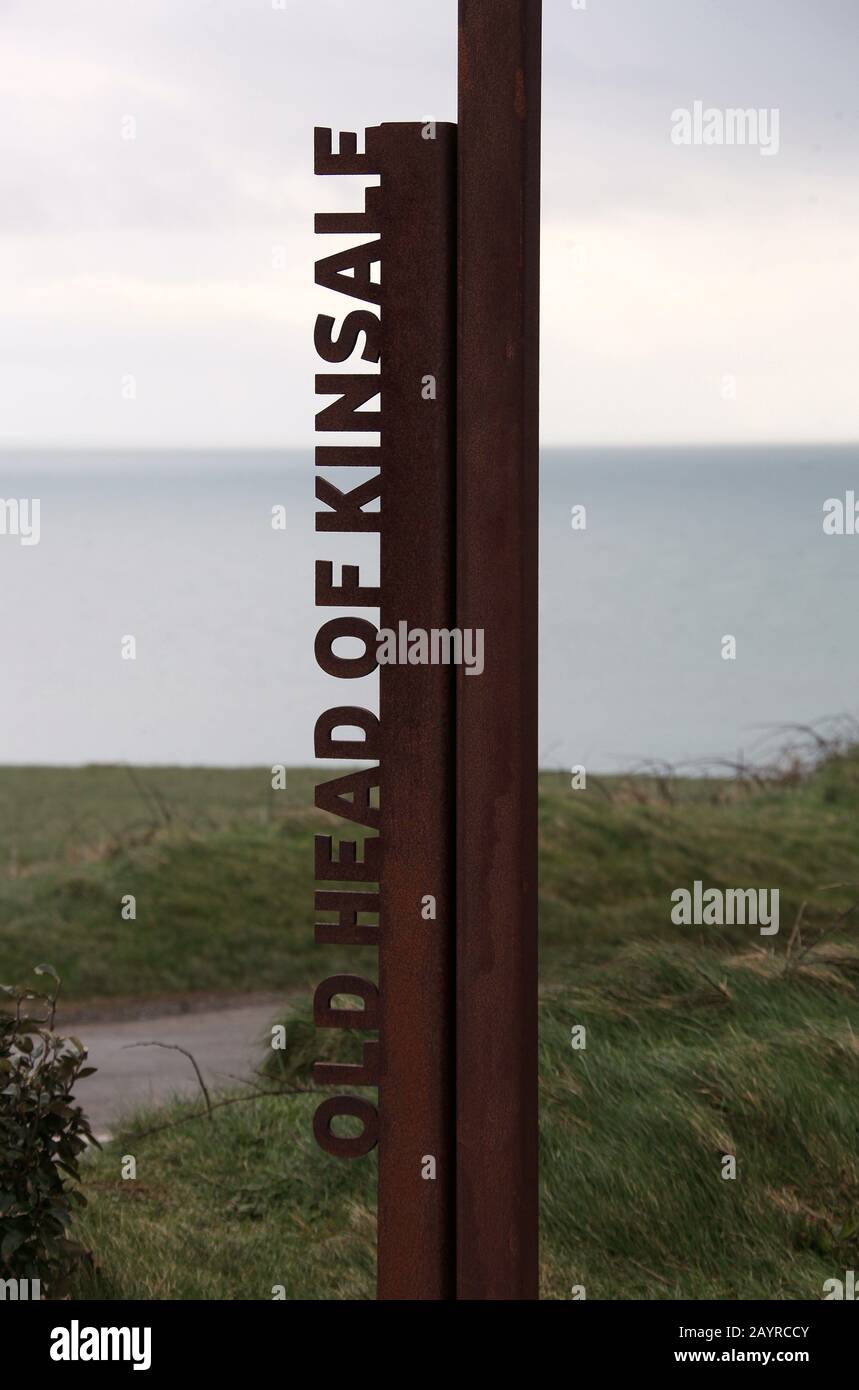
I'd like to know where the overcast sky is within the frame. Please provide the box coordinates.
[1,0,857,448]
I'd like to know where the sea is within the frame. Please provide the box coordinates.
[0,445,856,772]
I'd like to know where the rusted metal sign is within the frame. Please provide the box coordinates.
[312,122,456,1299]
[311,0,541,1302]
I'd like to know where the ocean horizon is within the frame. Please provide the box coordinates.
[1,444,856,772]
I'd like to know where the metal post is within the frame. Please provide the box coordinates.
[311,121,457,1301]
[376,123,457,1301]
[455,0,542,1300]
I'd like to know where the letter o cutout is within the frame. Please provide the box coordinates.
[315,618,378,678]
[313,1096,379,1158]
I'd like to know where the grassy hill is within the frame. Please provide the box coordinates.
[2,753,859,1299]
[1,753,857,1003]
[71,945,859,1300]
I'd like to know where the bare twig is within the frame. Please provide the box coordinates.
[123,763,173,828]
[123,1087,313,1141]
[784,900,808,969]
[688,962,732,1003]
[627,1256,672,1287]
[794,901,859,968]
[123,1041,214,1119]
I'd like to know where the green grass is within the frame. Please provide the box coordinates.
[538,942,859,1298]
[2,752,859,1298]
[0,765,317,872]
[71,945,859,1300]
[2,755,857,1003]
[0,765,375,1002]
[72,1089,377,1300]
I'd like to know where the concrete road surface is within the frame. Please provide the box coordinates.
[66,995,286,1140]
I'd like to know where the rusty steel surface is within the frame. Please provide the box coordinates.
[312,127,384,1173]
[376,122,457,1302]
[312,123,457,1300]
[456,0,542,1299]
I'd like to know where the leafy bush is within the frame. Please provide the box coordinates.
[0,965,97,1295]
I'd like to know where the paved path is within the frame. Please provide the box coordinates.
[68,996,286,1140]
